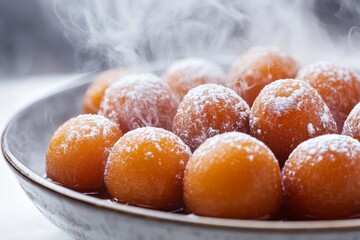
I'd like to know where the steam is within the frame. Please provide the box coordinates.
[54,0,360,71]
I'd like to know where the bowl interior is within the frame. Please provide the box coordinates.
[4,71,360,233]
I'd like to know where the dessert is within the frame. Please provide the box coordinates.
[250,79,337,164]
[283,134,360,219]
[105,127,191,211]
[297,62,360,131]
[46,114,122,191]
[184,132,282,219]
[172,84,250,151]
[99,73,178,133]
[230,47,299,106]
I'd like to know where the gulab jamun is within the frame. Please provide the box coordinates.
[343,102,360,140]
[82,69,132,114]
[184,132,282,219]
[230,46,299,106]
[46,114,122,192]
[172,84,250,151]
[105,127,191,211]
[283,134,360,219]
[297,62,360,131]
[250,79,337,164]
[163,57,225,100]
[99,73,178,133]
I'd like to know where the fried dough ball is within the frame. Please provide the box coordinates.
[99,73,178,133]
[172,84,250,151]
[283,134,360,219]
[105,127,191,211]
[297,62,360,131]
[82,69,132,114]
[184,132,282,219]
[250,79,337,164]
[163,58,225,100]
[230,47,299,106]
[343,103,360,140]
[46,114,122,192]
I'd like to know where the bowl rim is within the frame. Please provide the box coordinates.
[3,76,360,233]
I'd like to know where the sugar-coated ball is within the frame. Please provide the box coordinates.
[99,73,178,133]
[283,134,360,219]
[172,84,250,151]
[184,132,282,219]
[250,79,337,164]
[46,114,122,192]
[105,127,191,211]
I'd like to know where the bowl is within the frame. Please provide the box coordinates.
[3,73,360,240]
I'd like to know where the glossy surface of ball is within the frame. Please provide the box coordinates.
[184,132,282,219]
[283,134,360,219]
[105,127,191,211]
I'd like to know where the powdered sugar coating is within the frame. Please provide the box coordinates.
[172,84,251,151]
[163,58,226,100]
[297,61,353,82]
[189,132,279,172]
[99,73,178,133]
[251,79,336,128]
[297,61,360,130]
[55,114,121,155]
[250,79,337,163]
[343,102,360,140]
[282,134,360,219]
[106,127,191,169]
[285,134,360,172]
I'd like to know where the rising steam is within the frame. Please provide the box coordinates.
[54,0,360,71]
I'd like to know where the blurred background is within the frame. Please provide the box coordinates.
[0,0,359,79]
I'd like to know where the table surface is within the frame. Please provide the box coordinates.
[0,74,83,240]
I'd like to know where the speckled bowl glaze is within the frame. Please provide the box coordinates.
[3,73,360,240]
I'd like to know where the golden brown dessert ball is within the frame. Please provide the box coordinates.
[105,127,191,211]
[184,132,282,219]
[82,69,132,114]
[297,62,360,131]
[343,103,360,140]
[283,134,360,219]
[46,114,122,192]
[250,79,337,164]
[99,73,178,133]
[230,47,299,106]
[163,57,225,100]
[172,84,250,151]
